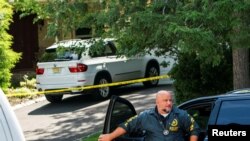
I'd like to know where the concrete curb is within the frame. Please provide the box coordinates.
[12,96,46,110]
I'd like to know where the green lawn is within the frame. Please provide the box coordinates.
[81,131,101,141]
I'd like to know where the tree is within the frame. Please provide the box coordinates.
[233,48,249,89]
[13,0,250,90]
[0,0,21,89]
[14,0,89,41]
[84,0,250,90]
[229,1,250,89]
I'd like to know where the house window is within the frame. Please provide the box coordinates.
[75,28,91,39]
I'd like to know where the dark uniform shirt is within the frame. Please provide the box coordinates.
[119,106,200,141]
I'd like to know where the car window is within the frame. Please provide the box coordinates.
[216,99,250,125]
[56,48,81,60]
[185,104,212,130]
[178,102,213,141]
[89,41,116,57]
[40,43,87,62]
[104,42,116,56]
[109,101,136,132]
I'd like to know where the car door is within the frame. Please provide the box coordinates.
[103,42,144,82]
[0,106,12,141]
[178,99,215,141]
[205,96,250,141]
[208,97,250,125]
[0,89,25,141]
[103,95,145,141]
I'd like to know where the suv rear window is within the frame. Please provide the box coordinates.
[40,47,83,62]
[39,39,116,62]
[39,40,89,62]
[216,99,250,125]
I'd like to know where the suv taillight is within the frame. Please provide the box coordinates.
[69,63,88,73]
[36,67,44,75]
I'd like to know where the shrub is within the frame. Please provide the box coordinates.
[20,75,36,89]
[0,1,21,89]
[170,50,233,104]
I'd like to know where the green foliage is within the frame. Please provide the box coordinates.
[0,0,21,89]
[39,41,89,62]
[88,39,106,57]
[39,51,57,62]
[11,0,250,99]
[19,75,36,89]
[83,0,249,101]
[228,1,250,48]
[5,73,37,98]
[170,48,233,104]
[14,0,88,39]
[39,38,109,62]
[81,131,101,141]
[5,87,37,98]
[86,0,250,61]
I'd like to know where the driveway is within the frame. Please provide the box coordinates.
[15,80,173,141]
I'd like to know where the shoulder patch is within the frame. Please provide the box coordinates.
[124,115,138,127]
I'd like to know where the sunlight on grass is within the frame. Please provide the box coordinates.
[81,131,101,141]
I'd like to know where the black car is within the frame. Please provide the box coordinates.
[102,89,250,141]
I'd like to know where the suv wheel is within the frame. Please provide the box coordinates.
[143,64,159,87]
[94,75,111,99]
[45,94,63,103]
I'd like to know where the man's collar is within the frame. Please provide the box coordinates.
[153,106,167,119]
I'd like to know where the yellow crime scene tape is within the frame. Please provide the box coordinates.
[6,74,170,97]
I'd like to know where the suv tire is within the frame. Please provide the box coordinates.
[45,94,63,103]
[94,74,112,99]
[143,63,160,87]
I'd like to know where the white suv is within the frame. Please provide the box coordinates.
[36,38,170,103]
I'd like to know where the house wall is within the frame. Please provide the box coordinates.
[9,1,99,86]
[10,1,97,73]
[9,13,39,71]
[37,20,56,59]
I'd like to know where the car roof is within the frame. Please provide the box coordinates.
[225,88,250,94]
[178,88,250,108]
[46,38,115,50]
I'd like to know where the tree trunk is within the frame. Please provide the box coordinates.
[233,48,250,89]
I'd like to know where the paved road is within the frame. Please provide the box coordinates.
[14,80,173,141]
